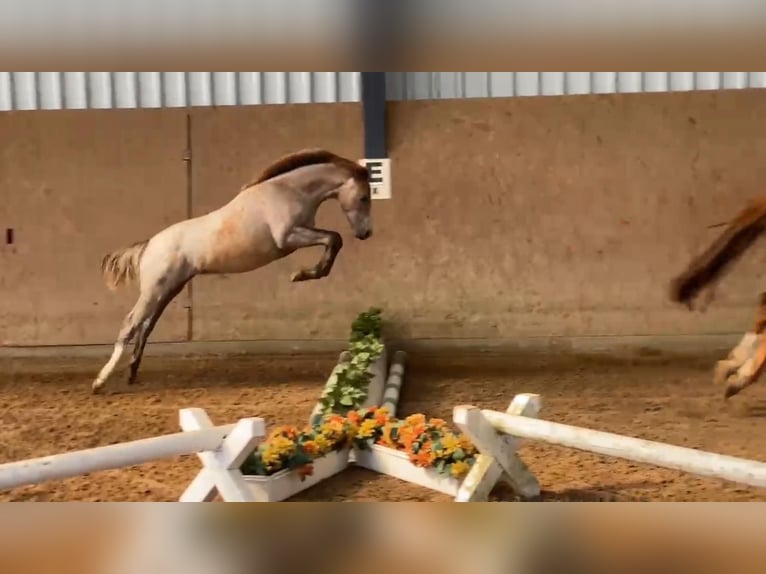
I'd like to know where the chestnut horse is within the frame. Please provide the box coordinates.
[93,149,372,394]
[670,197,766,399]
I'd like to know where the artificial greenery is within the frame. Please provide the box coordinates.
[350,306,382,342]
[317,308,384,417]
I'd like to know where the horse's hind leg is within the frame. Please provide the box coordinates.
[128,279,189,385]
[92,293,161,394]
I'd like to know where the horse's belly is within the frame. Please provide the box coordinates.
[202,243,283,274]
[189,206,295,274]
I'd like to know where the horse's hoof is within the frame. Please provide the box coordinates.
[91,381,104,395]
[724,383,742,400]
[713,362,734,386]
[291,269,316,282]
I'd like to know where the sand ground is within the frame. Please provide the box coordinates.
[1,350,765,502]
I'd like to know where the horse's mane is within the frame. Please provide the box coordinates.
[242,149,369,190]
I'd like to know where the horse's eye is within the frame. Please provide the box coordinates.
[361,195,371,204]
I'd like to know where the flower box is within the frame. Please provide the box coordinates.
[353,444,461,497]
[243,448,351,502]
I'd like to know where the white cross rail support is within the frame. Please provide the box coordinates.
[179,408,266,502]
[453,394,542,502]
[0,424,236,492]
[478,407,766,488]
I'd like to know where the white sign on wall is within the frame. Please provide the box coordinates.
[359,158,392,200]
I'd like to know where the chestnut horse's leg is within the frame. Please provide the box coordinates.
[281,226,343,282]
[713,332,760,386]
[722,293,766,399]
[724,342,766,399]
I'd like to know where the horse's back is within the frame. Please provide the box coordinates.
[142,183,306,277]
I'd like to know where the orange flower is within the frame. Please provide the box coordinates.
[421,440,436,461]
[302,441,317,455]
[458,435,476,454]
[297,464,314,480]
[405,413,426,426]
[374,410,390,425]
[397,428,416,451]
[429,418,447,429]
[410,449,433,467]
[347,411,361,425]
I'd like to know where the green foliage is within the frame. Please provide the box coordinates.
[319,308,384,417]
[350,307,382,342]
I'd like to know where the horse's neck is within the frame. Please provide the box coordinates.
[288,164,348,206]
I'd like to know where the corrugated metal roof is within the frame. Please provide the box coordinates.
[0,72,361,111]
[1,72,765,111]
[385,72,766,100]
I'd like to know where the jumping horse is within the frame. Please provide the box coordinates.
[670,197,766,399]
[93,149,373,393]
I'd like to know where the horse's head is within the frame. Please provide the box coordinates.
[337,169,373,240]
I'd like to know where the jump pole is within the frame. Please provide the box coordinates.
[0,424,236,491]
[457,407,766,488]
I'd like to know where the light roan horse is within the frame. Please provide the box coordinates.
[670,197,766,399]
[93,149,373,394]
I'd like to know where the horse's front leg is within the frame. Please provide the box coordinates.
[282,226,343,282]
[724,339,766,399]
[721,293,766,398]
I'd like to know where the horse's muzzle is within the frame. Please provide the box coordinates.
[357,229,373,240]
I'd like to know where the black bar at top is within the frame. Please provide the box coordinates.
[361,72,387,159]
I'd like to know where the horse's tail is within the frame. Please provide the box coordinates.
[670,198,766,306]
[100,239,149,291]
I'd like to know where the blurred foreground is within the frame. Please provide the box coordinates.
[0,503,763,574]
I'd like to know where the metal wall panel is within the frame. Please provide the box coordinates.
[3,72,765,111]
[385,72,766,100]
[0,72,362,111]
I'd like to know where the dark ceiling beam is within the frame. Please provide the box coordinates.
[361,72,387,159]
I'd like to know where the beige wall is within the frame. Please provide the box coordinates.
[3,90,766,346]
[0,109,189,345]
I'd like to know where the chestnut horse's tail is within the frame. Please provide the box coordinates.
[101,239,149,291]
[670,199,766,306]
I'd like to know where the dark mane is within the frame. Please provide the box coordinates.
[242,148,369,190]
